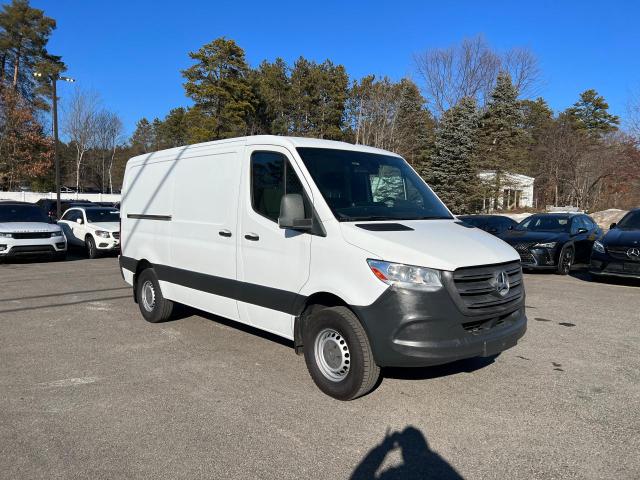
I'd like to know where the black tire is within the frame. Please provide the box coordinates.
[136,268,174,323]
[86,235,99,259]
[303,305,380,400]
[556,245,574,275]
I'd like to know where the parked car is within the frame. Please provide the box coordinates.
[94,201,120,209]
[590,208,640,279]
[119,136,527,400]
[36,199,95,219]
[58,206,120,258]
[0,201,66,261]
[458,214,518,236]
[500,213,602,274]
[60,186,77,193]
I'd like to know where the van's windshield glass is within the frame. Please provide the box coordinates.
[296,148,452,222]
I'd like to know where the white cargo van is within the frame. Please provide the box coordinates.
[119,136,526,400]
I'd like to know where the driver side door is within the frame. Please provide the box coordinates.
[236,146,313,339]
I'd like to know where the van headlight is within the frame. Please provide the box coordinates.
[592,240,605,253]
[95,230,111,238]
[367,259,442,291]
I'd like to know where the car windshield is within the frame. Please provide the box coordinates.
[297,148,452,221]
[0,204,49,223]
[516,215,570,232]
[617,211,640,230]
[85,208,119,223]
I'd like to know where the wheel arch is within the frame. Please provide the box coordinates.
[294,291,362,355]
[132,259,153,303]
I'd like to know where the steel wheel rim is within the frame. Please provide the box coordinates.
[314,328,351,382]
[141,280,156,312]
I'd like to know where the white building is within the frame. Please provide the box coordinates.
[478,171,534,211]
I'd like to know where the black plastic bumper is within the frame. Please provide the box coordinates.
[352,286,527,368]
[590,252,640,278]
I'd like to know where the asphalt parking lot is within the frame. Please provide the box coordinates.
[1,256,639,479]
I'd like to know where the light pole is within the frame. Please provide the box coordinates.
[33,72,75,218]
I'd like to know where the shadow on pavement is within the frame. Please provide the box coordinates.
[382,354,498,381]
[570,269,640,287]
[351,426,464,480]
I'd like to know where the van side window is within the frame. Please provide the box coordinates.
[251,151,308,223]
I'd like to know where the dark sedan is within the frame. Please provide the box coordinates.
[590,208,640,279]
[458,215,518,236]
[500,213,602,275]
[36,199,94,219]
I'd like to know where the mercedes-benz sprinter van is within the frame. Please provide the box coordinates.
[119,136,526,400]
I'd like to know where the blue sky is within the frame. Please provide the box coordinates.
[27,0,640,136]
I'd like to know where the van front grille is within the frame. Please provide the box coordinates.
[448,261,524,316]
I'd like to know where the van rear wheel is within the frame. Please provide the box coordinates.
[136,268,174,323]
[303,306,380,400]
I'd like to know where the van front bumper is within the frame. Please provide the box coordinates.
[352,282,527,368]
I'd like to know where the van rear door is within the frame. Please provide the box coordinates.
[236,146,312,338]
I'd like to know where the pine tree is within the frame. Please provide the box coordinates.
[0,0,56,103]
[393,79,434,169]
[182,37,254,139]
[251,58,290,135]
[130,118,155,154]
[476,72,529,208]
[565,89,619,137]
[426,97,479,213]
[290,57,348,139]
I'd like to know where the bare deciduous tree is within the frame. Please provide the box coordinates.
[627,89,640,142]
[63,88,99,191]
[94,109,123,193]
[414,35,541,115]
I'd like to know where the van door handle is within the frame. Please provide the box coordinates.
[219,229,232,237]
[244,233,259,241]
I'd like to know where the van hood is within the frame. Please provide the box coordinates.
[87,222,119,232]
[0,222,59,233]
[340,220,519,271]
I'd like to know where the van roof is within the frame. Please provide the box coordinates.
[127,135,401,166]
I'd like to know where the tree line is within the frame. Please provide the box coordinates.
[1,0,638,210]
[0,0,124,193]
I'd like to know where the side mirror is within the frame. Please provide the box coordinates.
[609,222,617,230]
[577,228,588,235]
[508,225,514,230]
[76,218,83,225]
[278,194,312,231]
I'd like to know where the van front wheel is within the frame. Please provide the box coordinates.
[136,268,174,323]
[303,306,380,400]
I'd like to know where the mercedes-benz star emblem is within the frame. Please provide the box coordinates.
[627,247,640,260]
[494,271,510,297]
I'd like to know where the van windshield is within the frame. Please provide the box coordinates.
[296,148,452,222]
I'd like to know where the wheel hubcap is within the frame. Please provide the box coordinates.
[314,328,351,382]
[141,280,156,312]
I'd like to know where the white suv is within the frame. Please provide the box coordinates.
[0,201,66,261]
[58,207,120,258]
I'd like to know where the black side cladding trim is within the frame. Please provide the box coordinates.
[356,223,414,232]
[119,255,138,273]
[127,214,172,221]
[118,256,306,315]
